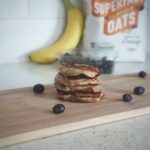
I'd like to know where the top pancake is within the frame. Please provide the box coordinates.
[60,63,100,78]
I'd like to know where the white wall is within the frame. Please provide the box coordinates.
[147,0,150,59]
[0,0,82,64]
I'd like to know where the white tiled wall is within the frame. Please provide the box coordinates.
[0,0,82,64]
[0,0,28,18]
[28,0,65,18]
[0,0,149,64]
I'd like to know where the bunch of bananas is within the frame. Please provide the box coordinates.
[29,0,84,64]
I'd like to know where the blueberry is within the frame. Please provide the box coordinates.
[134,86,145,95]
[64,53,71,57]
[62,53,76,64]
[53,104,65,114]
[100,58,114,74]
[102,64,110,74]
[33,84,44,94]
[122,94,132,102]
[101,57,107,63]
[138,71,147,78]
[91,60,97,67]
[106,60,114,68]
[84,57,92,65]
[95,60,103,67]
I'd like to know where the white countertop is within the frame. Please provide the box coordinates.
[0,61,150,150]
[0,61,150,90]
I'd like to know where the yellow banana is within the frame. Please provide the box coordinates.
[29,0,84,64]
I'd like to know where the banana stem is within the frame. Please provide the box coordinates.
[64,0,74,9]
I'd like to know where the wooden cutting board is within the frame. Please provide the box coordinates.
[0,74,150,147]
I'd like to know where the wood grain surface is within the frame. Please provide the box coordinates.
[0,74,150,147]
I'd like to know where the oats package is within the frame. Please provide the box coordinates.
[82,0,147,61]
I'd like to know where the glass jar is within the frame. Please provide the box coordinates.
[59,49,117,74]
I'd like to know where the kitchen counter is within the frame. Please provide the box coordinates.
[0,61,150,150]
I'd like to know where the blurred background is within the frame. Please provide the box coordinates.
[0,0,150,64]
[0,0,82,64]
[0,0,150,90]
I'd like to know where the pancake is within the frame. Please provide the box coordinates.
[54,82,101,92]
[54,63,104,103]
[60,63,100,78]
[55,73,101,86]
[57,92,104,103]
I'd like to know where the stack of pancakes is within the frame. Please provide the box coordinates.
[54,63,104,103]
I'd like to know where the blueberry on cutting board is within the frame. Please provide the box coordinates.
[122,94,132,102]
[134,86,145,95]
[33,84,44,94]
[138,71,147,78]
[53,104,65,114]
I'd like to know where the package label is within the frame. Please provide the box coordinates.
[82,0,147,62]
